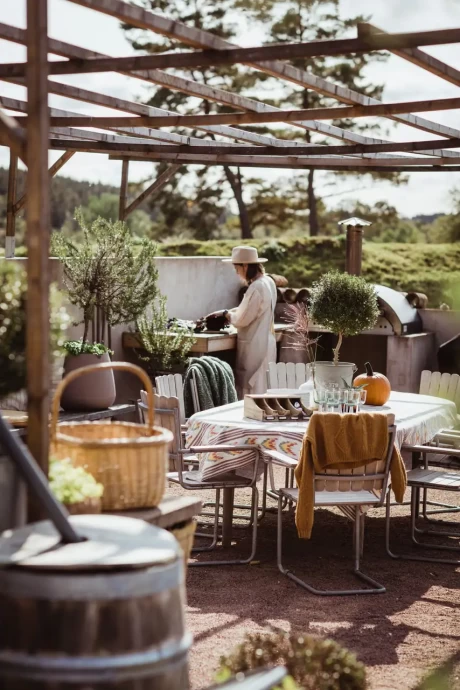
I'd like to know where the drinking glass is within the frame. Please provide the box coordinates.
[314,387,328,412]
[338,388,349,413]
[359,389,367,407]
[348,389,361,413]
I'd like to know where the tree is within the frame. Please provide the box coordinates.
[260,0,406,237]
[122,0,269,240]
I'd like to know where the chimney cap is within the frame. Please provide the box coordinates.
[338,216,372,227]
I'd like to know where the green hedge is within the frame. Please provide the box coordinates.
[157,238,460,308]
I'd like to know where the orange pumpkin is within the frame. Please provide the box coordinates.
[353,362,391,406]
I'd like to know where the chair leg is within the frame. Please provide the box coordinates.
[193,489,220,552]
[385,490,460,564]
[277,498,385,596]
[189,487,259,567]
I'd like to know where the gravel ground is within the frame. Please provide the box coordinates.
[173,475,460,690]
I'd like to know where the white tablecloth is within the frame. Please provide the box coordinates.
[186,392,458,481]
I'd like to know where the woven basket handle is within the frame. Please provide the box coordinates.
[51,361,155,440]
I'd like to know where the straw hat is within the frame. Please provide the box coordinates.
[222,246,267,264]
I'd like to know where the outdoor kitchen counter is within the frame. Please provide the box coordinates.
[122,323,290,355]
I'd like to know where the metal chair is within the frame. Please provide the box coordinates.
[266,420,397,596]
[140,398,260,566]
[385,466,460,564]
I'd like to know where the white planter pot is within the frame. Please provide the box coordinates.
[314,361,357,388]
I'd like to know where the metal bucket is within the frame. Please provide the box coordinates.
[314,361,357,388]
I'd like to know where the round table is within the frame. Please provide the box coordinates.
[186,391,458,546]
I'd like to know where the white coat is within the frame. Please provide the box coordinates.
[228,275,277,398]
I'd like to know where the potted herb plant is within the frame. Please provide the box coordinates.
[49,457,104,515]
[135,294,196,379]
[309,271,379,387]
[51,208,159,410]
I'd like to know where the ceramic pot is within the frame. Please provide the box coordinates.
[60,352,116,411]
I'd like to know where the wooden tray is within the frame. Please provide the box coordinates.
[1,410,29,427]
[244,394,313,422]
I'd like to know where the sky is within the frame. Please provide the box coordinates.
[1,0,460,219]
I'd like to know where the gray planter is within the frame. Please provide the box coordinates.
[60,352,116,411]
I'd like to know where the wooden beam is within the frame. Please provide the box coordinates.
[362,22,460,88]
[46,135,460,157]
[107,151,459,166]
[0,107,26,161]
[77,0,460,141]
[109,155,460,172]
[1,22,457,158]
[26,0,51,501]
[13,150,76,214]
[4,26,460,77]
[118,159,129,221]
[5,151,18,258]
[124,164,180,217]
[42,95,460,128]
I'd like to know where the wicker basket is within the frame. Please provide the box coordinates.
[64,497,102,515]
[170,520,196,570]
[50,362,173,511]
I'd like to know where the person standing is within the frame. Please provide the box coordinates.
[206,246,277,398]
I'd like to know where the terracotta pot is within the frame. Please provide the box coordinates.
[64,496,102,515]
[60,352,116,411]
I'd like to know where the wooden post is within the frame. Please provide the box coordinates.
[119,159,129,221]
[26,0,51,518]
[6,151,18,258]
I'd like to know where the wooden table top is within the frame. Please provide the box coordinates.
[8,403,137,437]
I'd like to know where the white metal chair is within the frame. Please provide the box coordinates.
[385,466,460,565]
[408,371,460,517]
[140,396,260,566]
[266,417,397,596]
[266,362,310,390]
[419,371,460,422]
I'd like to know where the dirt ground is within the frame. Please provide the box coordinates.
[175,476,460,690]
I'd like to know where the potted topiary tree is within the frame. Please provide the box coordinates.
[309,271,379,387]
[51,208,159,410]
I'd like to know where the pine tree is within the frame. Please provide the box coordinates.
[122,0,269,240]
[260,0,405,236]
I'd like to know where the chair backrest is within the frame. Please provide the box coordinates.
[314,418,396,503]
[419,370,460,412]
[267,362,310,390]
[155,374,186,423]
[139,393,182,470]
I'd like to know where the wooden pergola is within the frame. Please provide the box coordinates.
[1,0,460,502]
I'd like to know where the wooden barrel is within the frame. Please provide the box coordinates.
[0,514,190,690]
[268,273,288,288]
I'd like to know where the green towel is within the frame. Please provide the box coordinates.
[184,356,237,417]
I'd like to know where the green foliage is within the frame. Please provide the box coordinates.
[0,262,69,398]
[51,208,159,344]
[310,272,379,363]
[216,631,366,690]
[63,340,113,357]
[136,295,196,374]
[49,457,103,505]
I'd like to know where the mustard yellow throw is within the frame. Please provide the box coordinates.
[294,412,407,539]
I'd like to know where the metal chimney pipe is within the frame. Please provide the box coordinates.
[346,223,363,276]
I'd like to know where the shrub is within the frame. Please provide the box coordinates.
[0,262,69,398]
[63,340,113,357]
[216,631,367,690]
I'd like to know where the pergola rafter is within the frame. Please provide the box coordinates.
[1,0,460,482]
